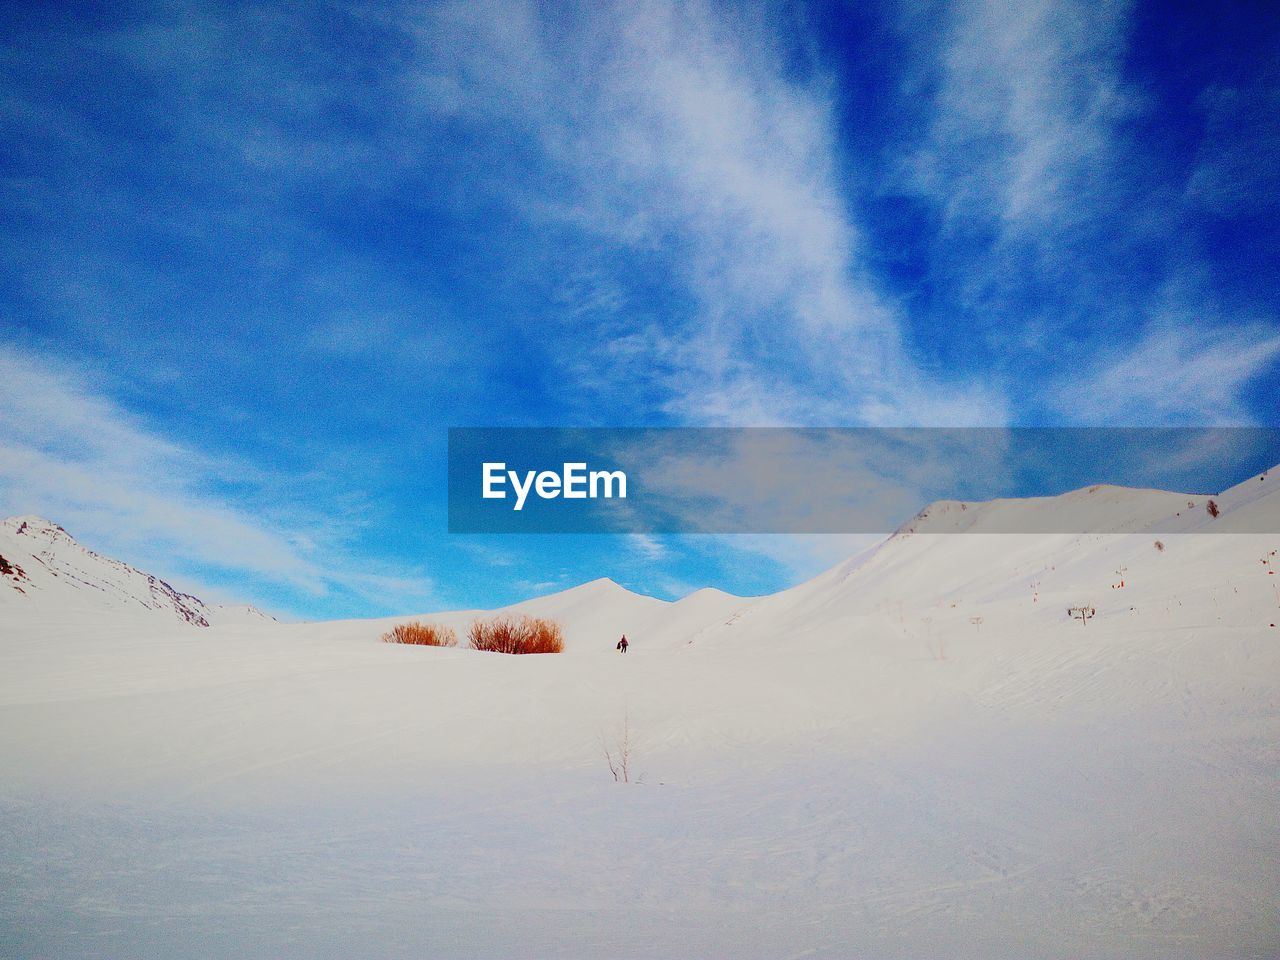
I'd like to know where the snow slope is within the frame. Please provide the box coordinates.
[0,516,274,628]
[1,469,1278,959]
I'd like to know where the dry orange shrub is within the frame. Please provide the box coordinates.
[381,621,458,647]
[466,615,564,654]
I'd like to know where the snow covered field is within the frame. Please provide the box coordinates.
[2,473,1279,958]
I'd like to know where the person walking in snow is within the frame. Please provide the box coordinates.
[616,635,629,654]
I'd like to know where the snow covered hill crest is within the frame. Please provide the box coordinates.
[895,465,1279,536]
[0,516,273,628]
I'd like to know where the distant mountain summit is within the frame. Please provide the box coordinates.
[895,467,1279,537]
[0,516,274,627]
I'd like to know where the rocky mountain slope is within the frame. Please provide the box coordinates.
[0,516,273,627]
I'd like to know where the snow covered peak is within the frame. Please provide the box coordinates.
[674,586,740,604]
[578,576,631,594]
[895,480,1250,537]
[211,603,278,625]
[3,515,75,544]
[0,515,219,627]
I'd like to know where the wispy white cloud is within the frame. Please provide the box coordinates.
[0,344,438,615]
[625,533,668,561]
[402,0,1004,427]
[901,0,1278,425]
[1054,316,1280,425]
[907,0,1133,230]
[1184,80,1280,218]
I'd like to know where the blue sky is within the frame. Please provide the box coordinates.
[2,0,1278,619]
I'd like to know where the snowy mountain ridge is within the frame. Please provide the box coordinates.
[0,515,274,627]
[897,466,1277,536]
